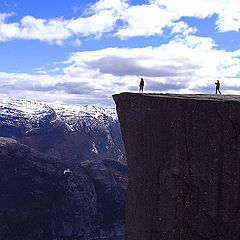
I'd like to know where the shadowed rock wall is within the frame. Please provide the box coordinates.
[113,93,240,240]
[0,137,127,240]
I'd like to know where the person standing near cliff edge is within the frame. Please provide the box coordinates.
[215,80,221,94]
[139,78,144,93]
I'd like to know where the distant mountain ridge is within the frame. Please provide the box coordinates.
[0,98,125,163]
[0,98,127,240]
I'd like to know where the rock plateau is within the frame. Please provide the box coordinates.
[114,93,240,240]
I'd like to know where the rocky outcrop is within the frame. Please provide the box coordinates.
[113,93,240,240]
[0,137,127,240]
[81,159,128,238]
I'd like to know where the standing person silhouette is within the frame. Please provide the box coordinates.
[215,80,221,94]
[139,78,144,93]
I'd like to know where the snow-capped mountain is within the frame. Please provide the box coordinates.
[0,98,117,128]
[0,98,127,239]
[0,98,125,163]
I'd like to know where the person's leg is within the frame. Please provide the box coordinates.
[215,88,217,94]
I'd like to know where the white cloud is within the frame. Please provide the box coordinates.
[115,4,176,39]
[0,0,240,43]
[0,7,119,43]
[1,35,240,105]
[0,14,71,43]
[91,0,128,12]
[47,36,240,96]
[170,21,197,36]
[0,13,19,41]
[73,39,81,46]
[152,0,240,32]
[1,0,240,104]
[216,8,240,32]
[66,10,117,37]
[94,0,240,39]
[152,0,218,18]
[20,16,71,43]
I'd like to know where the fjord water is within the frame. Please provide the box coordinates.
[104,237,124,240]
[102,236,124,240]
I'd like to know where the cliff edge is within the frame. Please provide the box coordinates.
[113,93,240,240]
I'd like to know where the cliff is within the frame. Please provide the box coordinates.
[0,137,127,240]
[113,93,240,240]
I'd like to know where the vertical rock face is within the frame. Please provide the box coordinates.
[0,137,127,240]
[113,93,240,240]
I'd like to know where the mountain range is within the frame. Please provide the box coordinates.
[0,98,127,240]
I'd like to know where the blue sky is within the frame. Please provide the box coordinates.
[1,0,240,105]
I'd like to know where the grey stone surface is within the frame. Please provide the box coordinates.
[113,93,240,240]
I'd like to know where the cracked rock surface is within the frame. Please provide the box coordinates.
[113,93,240,240]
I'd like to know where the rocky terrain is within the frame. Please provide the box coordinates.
[0,98,125,163]
[0,98,127,240]
[0,137,127,240]
[114,93,240,240]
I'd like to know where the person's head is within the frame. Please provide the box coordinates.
[217,80,219,82]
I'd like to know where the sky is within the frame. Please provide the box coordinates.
[1,0,240,106]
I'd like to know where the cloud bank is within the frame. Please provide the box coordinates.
[0,0,240,105]
[1,34,240,105]
[0,0,240,44]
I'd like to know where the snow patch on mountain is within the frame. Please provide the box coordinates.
[0,98,118,130]
[0,98,53,118]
